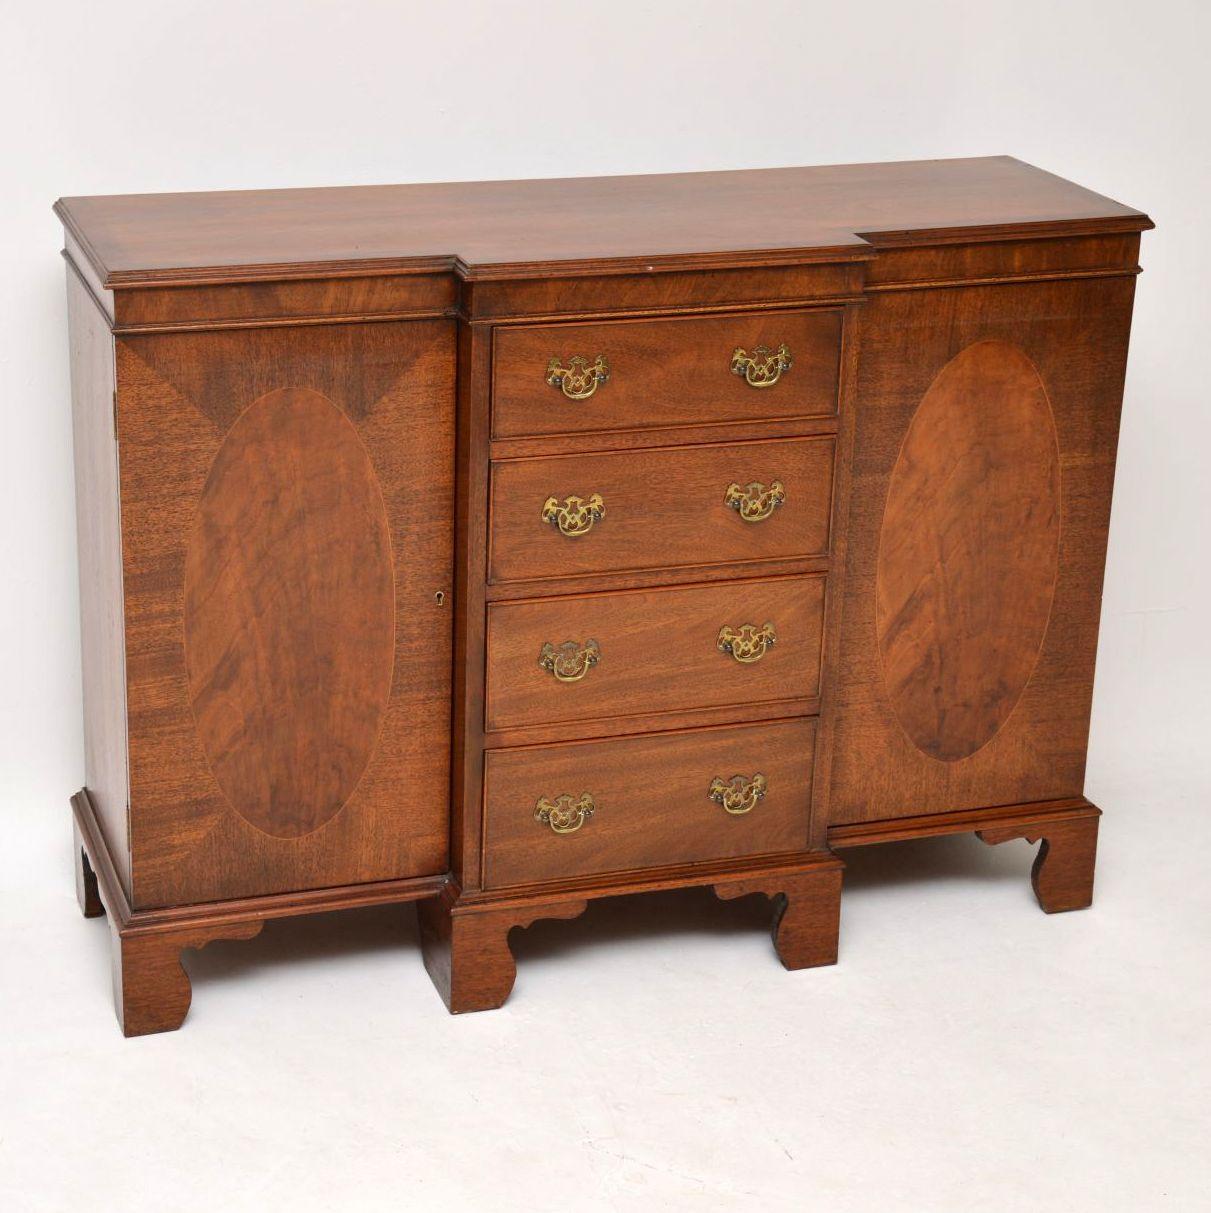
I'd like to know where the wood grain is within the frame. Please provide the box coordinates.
[485,574,825,734]
[714,858,843,969]
[423,850,844,1014]
[488,436,835,585]
[116,320,455,906]
[72,787,445,1034]
[65,265,131,896]
[876,339,1061,761]
[830,797,1101,914]
[829,276,1138,823]
[482,719,816,889]
[56,157,1149,286]
[465,263,864,321]
[450,321,494,892]
[805,301,864,849]
[492,308,840,439]
[112,918,265,1037]
[828,796,1097,847]
[418,885,588,1014]
[58,157,1149,1030]
[73,789,264,1037]
[978,809,1100,913]
[866,232,1143,290]
[113,272,456,332]
[183,387,396,837]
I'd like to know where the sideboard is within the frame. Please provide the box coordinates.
[56,157,1151,1034]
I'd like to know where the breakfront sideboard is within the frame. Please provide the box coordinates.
[56,157,1150,1034]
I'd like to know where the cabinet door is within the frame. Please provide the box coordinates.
[115,321,454,908]
[830,277,1136,825]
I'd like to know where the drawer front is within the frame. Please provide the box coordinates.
[489,436,835,584]
[484,719,816,889]
[486,575,825,733]
[492,309,842,440]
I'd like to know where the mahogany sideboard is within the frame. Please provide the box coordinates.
[56,157,1151,1035]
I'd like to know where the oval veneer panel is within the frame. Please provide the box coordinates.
[184,388,395,837]
[876,340,1060,762]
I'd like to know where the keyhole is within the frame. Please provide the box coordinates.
[434,590,446,607]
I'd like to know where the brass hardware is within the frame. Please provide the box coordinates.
[731,343,792,388]
[546,354,610,400]
[539,638,601,682]
[534,792,595,834]
[724,480,785,523]
[717,622,776,664]
[541,493,605,537]
[434,590,446,607]
[708,773,768,816]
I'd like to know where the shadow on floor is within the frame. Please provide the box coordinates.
[839,830,1029,892]
[181,829,1039,984]
[183,902,420,986]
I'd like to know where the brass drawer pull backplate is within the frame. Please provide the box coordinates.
[546,355,610,400]
[724,480,785,523]
[534,792,596,834]
[539,638,601,682]
[731,343,792,388]
[541,493,605,537]
[708,773,768,816]
[717,622,776,664]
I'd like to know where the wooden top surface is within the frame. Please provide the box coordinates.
[56,156,1150,287]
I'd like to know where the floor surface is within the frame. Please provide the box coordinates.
[2,761,1207,1211]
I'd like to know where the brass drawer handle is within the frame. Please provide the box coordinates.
[717,622,776,664]
[539,638,601,682]
[724,480,785,523]
[546,354,610,400]
[541,493,605,537]
[708,773,767,816]
[731,343,792,388]
[535,792,595,834]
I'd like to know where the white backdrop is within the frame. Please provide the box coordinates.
[2,2,1208,1209]
[2,0,1206,826]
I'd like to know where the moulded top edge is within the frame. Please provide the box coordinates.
[54,157,1151,291]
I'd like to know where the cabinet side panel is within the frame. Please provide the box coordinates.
[67,265,131,893]
[831,275,1137,824]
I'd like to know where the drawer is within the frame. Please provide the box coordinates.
[492,309,842,440]
[489,436,835,584]
[483,719,816,889]
[485,575,825,733]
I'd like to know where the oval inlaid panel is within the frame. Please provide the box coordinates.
[184,388,395,837]
[876,340,1060,762]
